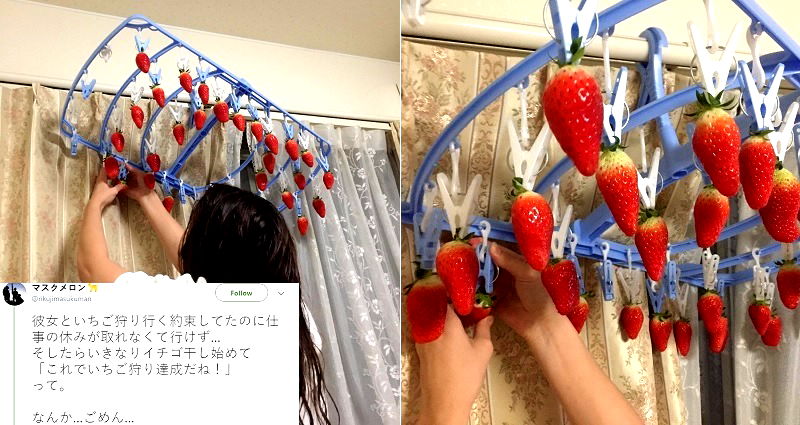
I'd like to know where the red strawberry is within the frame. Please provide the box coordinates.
[294,172,306,190]
[620,304,644,339]
[135,51,150,73]
[708,315,729,353]
[193,109,206,130]
[635,210,668,281]
[312,196,326,218]
[748,300,772,335]
[262,152,276,174]
[690,91,740,196]
[110,130,125,152]
[542,40,603,176]
[172,122,185,145]
[146,153,161,172]
[739,130,776,209]
[250,122,264,142]
[198,82,210,105]
[693,185,729,248]
[776,259,800,309]
[143,173,156,190]
[213,99,229,122]
[509,178,554,271]
[281,189,295,209]
[162,196,175,213]
[759,165,800,243]
[179,70,193,93]
[286,139,300,161]
[673,318,692,356]
[596,145,639,236]
[459,293,493,328]
[436,238,479,316]
[541,258,579,315]
[649,313,673,352]
[232,114,246,131]
[697,289,723,332]
[151,85,166,108]
[567,292,590,332]
[265,133,279,154]
[761,315,782,347]
[323,171,335,190]
[301,150,314,167]
[131,104,144,129]
[297,215,309,235]
[103,157,119,180]
[255,172,267,191]
[406,273,448,343]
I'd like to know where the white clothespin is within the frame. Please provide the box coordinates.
[401,0,427,26]
[703,0,720,54]
[603,67,629,144]
[420,181,439,231]
[638,147,661,209]
[145,135,155,154]
[130,78,144,104]
[688,19,745,95]
[739,61,784,131]
[677,282,691,318]
[616,252,640,304]
[436,172,482,239]
[177,56,190,73]
[702,248,720,291]
[508,119,550,190]
[448,142,461,195]
[551,183,560,223]
[769,101,799,161]
[751,248,774,305]
[477,221,491,263]
[549,0,599,64]
[551,204,573,258]
[747,21,766,89]
[168,98,182,122]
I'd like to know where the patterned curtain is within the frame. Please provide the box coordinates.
[401,39,704,425]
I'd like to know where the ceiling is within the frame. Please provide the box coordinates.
[31,0,400,61]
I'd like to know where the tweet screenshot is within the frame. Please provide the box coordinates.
[1,280,298,424]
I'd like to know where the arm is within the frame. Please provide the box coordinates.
[77,168,126,283]
[490,243,643,425]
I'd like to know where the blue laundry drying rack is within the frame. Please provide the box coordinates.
[58,15,332,213]
[402,0,800,308]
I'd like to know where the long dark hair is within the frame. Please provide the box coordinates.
[179,183,336,425]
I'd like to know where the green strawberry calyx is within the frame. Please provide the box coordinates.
[602,137,625,151]
[638,208,660,223]
[557,36,586,67]
[508,176,531,199]
[749,129,773,138]
[775,258,797,268]
[651,311,672,321]
[475,293,494,309]
[700,288,719,297]
[685,90,737,117]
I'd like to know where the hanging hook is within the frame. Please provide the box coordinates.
[747,21,766,89]
[566,229,585,294]
[448,141,461,195]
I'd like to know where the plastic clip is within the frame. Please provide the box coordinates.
[196,60,211,83]
[134,33,150,53]
[646,276,666,314]
[752,248,774,305]
[638,147,661,209]
[687,19,745,95]
[597,241,614,301]
[178,179,186,204]
[508,120,550,190]
[738,60,783,131]
[567,229,585,294]
[548,0,599,64]
[666,248,679,299]
[80,71,96,100]
[148,65,162,87]
[702,248,721,292]
[551,204,573,259]
[436,172,482,239]
[603,66,629,145]
[413,208,442,271]
[769,101,799,162]
[747,21,766,89]
[475,220,496,293]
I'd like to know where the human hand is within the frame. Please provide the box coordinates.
[88,164,126,209]
[120,164,155,202]
[416,305,493,425]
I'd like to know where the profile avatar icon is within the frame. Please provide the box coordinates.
[3,283,25,306]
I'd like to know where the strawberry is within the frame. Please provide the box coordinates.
[693,185,729,248]
[761,315,782,347]
[690,91,740,196]
[286,139,300,161]
[232,114,246,131]
[541,258,579,315]
[193,109,206,130]
[509,178,554,271]
[179,69,193,93]
[301,150,314,167]
[406,273,448,343]
[297,215,309,235]
[436,237,479,316]
[281,189,295,209]
[759,165,800,243]
[265,133,279,154]
[162,196,175,213]
[143,173,156,190]
[294,172,306,190]
[255,172,267,191]
[110,130,125,152]
[635,209,668,281]
[312,196,326,218]
[198,82,210,105]
[262,152,276,174]
[776,259,800,309]
[649,313,672,352]
[542,38,602,176]
[131,104,144,129]
[151,85,166,108]
[145,153,161,172]
[103,156,119,180]
[748,300,772,335]
[620,304,644,339]
[673,318,692,356]
[323,171,335,190]
[459,293,493,328]
[739,130,776,209]
[567,292,590,332]
[172,122,185,145]
[596,144,639,236]
[708,315,729,354]
[213,99,229,123]
[135,51,150,73]
[250,122,264,142]
[697,289,723,332]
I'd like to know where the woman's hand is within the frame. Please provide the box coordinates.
[121,164,154,202]
[416,306,493,425]
[88,165,126,209]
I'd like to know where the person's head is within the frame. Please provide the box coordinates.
[180,183,335,425]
